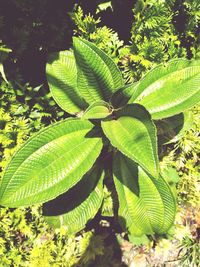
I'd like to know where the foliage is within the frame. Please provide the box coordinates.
[174,0,200,58]
[179,236,200,267]
[71,6,123,62]
[0,78,123,266]
[160,105,200,208]
[1,38,200,244]
[0,2,200,266]
[118,0,185,82]
[1,204,123,266]
[119,0,200,83]
[0,77,67,179]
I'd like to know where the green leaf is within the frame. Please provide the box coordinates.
[43,166,104,233]
[156,111,193,145]
[129,59,200,119]
[73,37,124,104]
[101,104,159,178]
[46,50,87,114]
[0,119,103,207]
[111,82,138,108]
[82,101,112,119]
[113,152,176,237]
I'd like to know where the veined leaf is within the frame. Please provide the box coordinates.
[46,50,87,114]
[82,101,112,119]
[0,119,103,207]
[129,59,200,119]
[101,104,159,178]
[113,152,176,236]
[43,166,104,233]
[73,37,124,104]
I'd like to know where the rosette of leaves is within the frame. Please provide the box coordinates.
[0,38,200,240]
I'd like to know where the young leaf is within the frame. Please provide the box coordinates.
[101,104,159,178]
[0,119,103,207]
[113,152,176,236]
[129,59,200,119]
[73,37,124,104]
[46,50,87,114]
[82,101,112,119]
[43,166,104,233]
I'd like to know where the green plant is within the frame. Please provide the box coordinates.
[179,236,200,267]
[120,0,186,83]
[174,0,200,59]
[0,38,200,241]
[71,6,123,62]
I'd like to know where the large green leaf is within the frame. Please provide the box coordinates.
[129,59,200,119]
[0,119,103,207]
[46,50,87,114]
[43,166,104,233]
[82,101,112,119]
[113,152,176,236]
[101,104,159,178]
[73,37,124,104]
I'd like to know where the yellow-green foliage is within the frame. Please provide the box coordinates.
[118,0,200,83]
[0,79,123,267]
[176,106,200,207]
[119,0,186,82]
[161,105,200,207]
[0,83,29,176]
[71,6,123,62]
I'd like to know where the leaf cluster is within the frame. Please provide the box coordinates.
[1,38,200,244]
[0,79,122,267]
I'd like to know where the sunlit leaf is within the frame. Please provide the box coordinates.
[102,104,159,178]
[129,59,200,119]
[82,101,112,119]
[0,119,103,207]
[46,50,87,114]
[73,37,124,104]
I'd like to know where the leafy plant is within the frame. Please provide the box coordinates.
[179,236,200,267]
[0,79,111,267]
[120,0,186,83]
[174,0,200,59]
[0,38,200,241]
